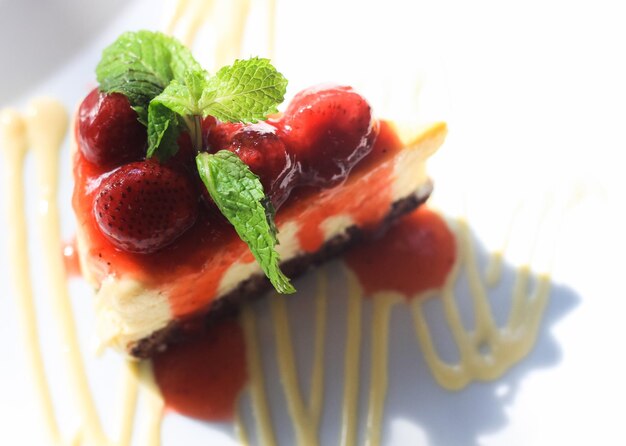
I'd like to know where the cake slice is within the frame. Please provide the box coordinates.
[72,31,446,357]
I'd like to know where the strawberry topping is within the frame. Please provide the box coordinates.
[280,84,378,186]
[84,84,378,255]
[78,89,147,167]
[94,160,199,254]
[208,121,296,208]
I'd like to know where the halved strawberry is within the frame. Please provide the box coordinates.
[94,160,199,254]
[280,85,378,186]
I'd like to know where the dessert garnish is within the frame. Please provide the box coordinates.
[92,30,294,293]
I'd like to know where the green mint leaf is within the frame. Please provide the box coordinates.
[147,70,212,158]
[202,57,288,122]
[146,102,180,161]
[96,30,202,119]
[196,151,295,294]
[150,70,214,117]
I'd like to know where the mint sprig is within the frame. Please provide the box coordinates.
[96,30,201,124]
[148,59,287,158]
[96,30,294,294]
[196,151,295,294]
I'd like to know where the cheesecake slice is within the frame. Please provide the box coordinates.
[74,116,445,357]
[72,31,446,357]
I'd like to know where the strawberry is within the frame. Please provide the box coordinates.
[280,85,378,186]
[206,121,296,208]
[94,160,199,253]
[78,89,147,167]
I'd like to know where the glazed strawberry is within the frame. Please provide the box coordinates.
[78,88,147,167]
[280,85,378,186]
[208,122,297,208]
[94,160,199,254]
[206,122,244,151]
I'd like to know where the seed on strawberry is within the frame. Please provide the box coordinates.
[94,160,199,254]
[280,84,378,186]
[78,88,147,167]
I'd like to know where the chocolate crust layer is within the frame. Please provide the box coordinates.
[130,185,432,358]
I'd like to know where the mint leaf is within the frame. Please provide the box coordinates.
[146,102,180,161]
[203,57,288,122]
[150,70,214,117]
[96,30,202,119]
[196,151,295,294]
[147,70,210,157]
[147,59,287,159]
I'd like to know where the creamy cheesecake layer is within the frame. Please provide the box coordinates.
[75,121,447,354]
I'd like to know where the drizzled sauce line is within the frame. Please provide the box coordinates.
[364,293,401,446]
[241,306,277,446]
[137,362,165,446]
[28,98,108,446]
[116,361,141,446]
[339,271,363,446]
[267,268,328,446]
[1,101,164,446]
[1,108,61,445]
[412,218,552,390]
[167,0,277,69]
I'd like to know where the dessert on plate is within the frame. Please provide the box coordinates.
[72,31,446,357]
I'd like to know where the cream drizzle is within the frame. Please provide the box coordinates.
[339,272,364,446]
[28,98,109,446]
[235,216,553,445]
[240,306,277,446]
[412,218,551,390]
[1,107,61,445]
[0,101,158,446]
[364,293,402,446]
[167,0,276,69]
[266,269,328,446]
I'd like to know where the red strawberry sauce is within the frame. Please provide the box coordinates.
[153,319,247,421]
[62,237,82,278]
[72,120,403,319]
[345,207,457,298]
[278,121,399,252]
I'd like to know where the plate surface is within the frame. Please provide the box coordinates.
[1,0,625,445]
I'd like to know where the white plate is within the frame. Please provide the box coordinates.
[1,0,625,445]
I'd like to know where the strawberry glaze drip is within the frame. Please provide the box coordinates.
[345,207,457,298]
[152,319,247,421]
[278,121,402,252]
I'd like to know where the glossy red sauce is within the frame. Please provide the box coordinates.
[153,319,247,421]
[277,121,402,252]
[73,120,402,319]
[62,238,82,278]
[345,207,456,298]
